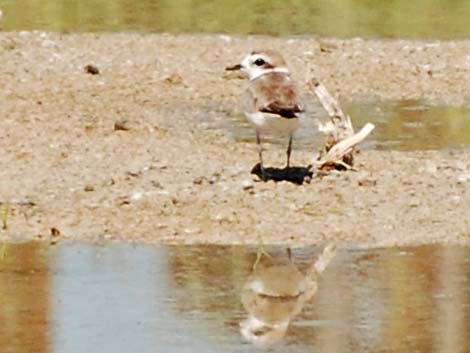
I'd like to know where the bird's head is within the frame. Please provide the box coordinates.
[226,50,289,80]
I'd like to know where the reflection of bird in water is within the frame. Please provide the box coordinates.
[240,244,336,346]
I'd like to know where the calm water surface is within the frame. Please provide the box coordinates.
[0,242,469,353]
[1,0,470,39]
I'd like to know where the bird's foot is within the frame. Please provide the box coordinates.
[251,163,267,181]
[259,164,267,180]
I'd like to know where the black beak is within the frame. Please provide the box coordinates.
[225,64,242,71]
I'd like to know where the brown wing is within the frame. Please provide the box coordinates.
[246,73,303,118]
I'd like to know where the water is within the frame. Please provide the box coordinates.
[344,100,470,151]
[1,242,469,353]
[221,99,470,151]
[1,0,470,39]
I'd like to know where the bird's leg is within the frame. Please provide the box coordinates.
[253,236,271,270]
[286,135,293,169]
[256,131,266,178]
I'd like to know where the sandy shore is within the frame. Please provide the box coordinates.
[0,31,469,247]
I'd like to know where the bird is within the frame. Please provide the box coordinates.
[239,244,337,346]
[226,50,304,177]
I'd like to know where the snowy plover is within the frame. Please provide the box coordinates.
[226,50,304,175]
[239,244,337,346]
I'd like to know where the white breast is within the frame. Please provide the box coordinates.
[245,112,300,135]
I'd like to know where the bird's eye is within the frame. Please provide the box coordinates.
[254,58,266,66]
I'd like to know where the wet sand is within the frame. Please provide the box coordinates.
[0,32,469,246]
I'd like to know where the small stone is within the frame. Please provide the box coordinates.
[421,162,438,174]
[118,196,130,205]
[125,170,141,178]
[163,72,183,85]
[184,227,200,234]
[151,180,162,188]
[319,41,337,53]
[105,178,115,186]
[42,39,56,48]
[242,180,254,190]
[84,64,100,75]
[303,50,314,57]
[114,120,130,131]
[104,233,114,240]
[356,171,377,187]
[358,178,377,187]
[218,35,232,43]
[84,185,94,192]
[457,172,470,183]
[50,227,61,245]
[208,172,221,184]
[193,177,205,185]
[451,196,461,205]
[131,192,144,201]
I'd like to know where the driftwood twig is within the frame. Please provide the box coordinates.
[309,78,375,170]
[310,78,354,145]
[314,123,375,169]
